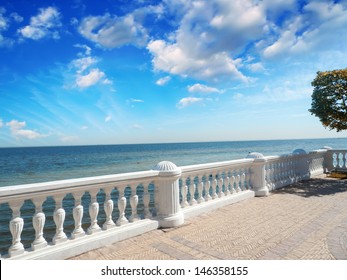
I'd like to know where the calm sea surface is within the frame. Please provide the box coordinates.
[0,138,346,187]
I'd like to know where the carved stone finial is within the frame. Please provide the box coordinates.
[152,161,181,177]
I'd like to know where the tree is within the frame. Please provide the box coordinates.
[309,68,347,131]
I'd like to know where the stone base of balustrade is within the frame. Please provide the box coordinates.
[158,212,184,228]
[181,190,255,220]
[6,219,159,260]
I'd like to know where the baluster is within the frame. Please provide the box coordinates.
[241,172,246,190]
[129,184,140,222]
[117,187,128,226]
[218,176,225,197]
[224,174,231,195]
[103,188,116,230]
[236,173,241,192]
[332,153,337,168]
[204,177,212,201]
[87,189,101,234]
[31,197,47,250]
[344,152,347,168]
[180,177,189,208]
[230,175,235,194]
[197,179,205,203]
[337,153,344,168]
[143,184,152,218]
[189,179,197,205]
[53,194,67,244]
[71,191,85,238]
[8,200,24,257]
[245,168,251,189]
[212,177,218,199]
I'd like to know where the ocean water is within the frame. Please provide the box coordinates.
[0,138,346,187]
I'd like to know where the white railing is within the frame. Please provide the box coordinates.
[325,149,347,171]
[0,147,338,260]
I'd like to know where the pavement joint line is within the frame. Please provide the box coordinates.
[171,235,228,260]
[151,242,197,260]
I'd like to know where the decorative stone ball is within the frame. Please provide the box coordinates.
[152,161,181,176]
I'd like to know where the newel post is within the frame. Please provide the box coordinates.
[152,161,184,228]
[247,153,269,197]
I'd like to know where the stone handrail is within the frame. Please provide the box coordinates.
[0,147,338,260]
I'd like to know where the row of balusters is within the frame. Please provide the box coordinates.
[1,169,253,258]
[179,168,251,208]
[0,183,154,258]
[332,152,347,169]
[265,159,301,190]
[264,156,326,190]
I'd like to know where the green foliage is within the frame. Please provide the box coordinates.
[309,68,347,131]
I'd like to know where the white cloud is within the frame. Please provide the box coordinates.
[156,76,171,86]
[6,120,43,139]
[176,97,203,108]
[262,1,347,58]
[69,45,112,89]
[128,98,144,103]
[188,83,223,94]
[18,7,61,40]
[105,115,112,122]
[248,62,266,73]
[10,12,23,23]
[147,0,269,82]
[80,125,88,130]
[148,40,246,82]
[0,8,15,47]
[0,118,3,128]
[78,13,148,48]
[71,56,97,74]
[76,68,106,88]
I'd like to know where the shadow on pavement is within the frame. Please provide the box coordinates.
[272,178,347,198]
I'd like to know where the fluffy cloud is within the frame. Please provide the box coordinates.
[147,0,268,82]
[148,40,246,82]
[0,8,15,47]
[78,13,148,48]
[76,68,106,88]
[70,45,111,89]
[156,76,171,86]
[263,1,347,58]
[176,97,203,108]
[188,83,223,94]
[6,120,43,139]
[18,7,61,40]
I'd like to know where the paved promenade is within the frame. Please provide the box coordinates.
[70,176,347,260]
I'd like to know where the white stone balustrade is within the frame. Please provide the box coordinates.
[0,147,340,260]
[326,149,347,171]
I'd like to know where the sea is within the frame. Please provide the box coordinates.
[0,138,346,188]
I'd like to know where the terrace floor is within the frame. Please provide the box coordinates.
[70,175,347,260]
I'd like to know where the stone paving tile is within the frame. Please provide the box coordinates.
[70,176,347,260]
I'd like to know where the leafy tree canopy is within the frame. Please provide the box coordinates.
[309,68,347,132]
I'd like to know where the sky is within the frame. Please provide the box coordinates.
[1,0,347,147]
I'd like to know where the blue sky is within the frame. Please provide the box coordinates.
[1,0,347,147]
